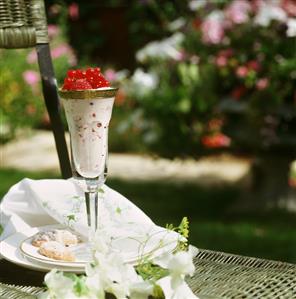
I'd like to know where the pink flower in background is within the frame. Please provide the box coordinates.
[175,50,186,61]
[215,55,227,67]
[219,49,234,57]
[225,0,251,24]
[23,70,39,86]
[68,3,79,20]
[215,49,233,67]
[236,66,249,78]
[49,4,61,16]
[27,43,76,66]
[27,50,37,64]
[247,60,261,72]
[105,69,117,82]
[201,11,224,44]
[51,44,70,59]
[256,78,269,90]
[281,0,296,17]
[67,52,77,66]
[51,43,77,66]
[48,24,59,39]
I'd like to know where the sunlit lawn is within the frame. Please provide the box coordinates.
[1,168,296,264]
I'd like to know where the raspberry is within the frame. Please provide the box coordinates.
[67,70,77,78]
[62,67,109,90]
[93,67,101,74]
[70,79,92,90]
[86,67,96,79]
[62,77,74,90]
[75,69,84,79]
[91,79,110,89]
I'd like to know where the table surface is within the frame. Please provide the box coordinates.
[1,248,296,299]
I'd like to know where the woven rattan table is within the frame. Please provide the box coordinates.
[1,249,296,299]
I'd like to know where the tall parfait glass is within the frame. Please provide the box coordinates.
[59,87,118,234]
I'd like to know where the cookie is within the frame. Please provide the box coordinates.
[31,231,56,247]
[38,241,75,262]
[32,229,79,247]
[54,229,79,246]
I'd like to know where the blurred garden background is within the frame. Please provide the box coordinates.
[1,0,296,263]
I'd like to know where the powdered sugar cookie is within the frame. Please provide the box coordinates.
[38,241,75,262]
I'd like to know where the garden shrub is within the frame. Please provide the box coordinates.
[121,0,296,157]
[0,22,76,142]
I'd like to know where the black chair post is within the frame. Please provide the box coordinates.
[36,43,72,179]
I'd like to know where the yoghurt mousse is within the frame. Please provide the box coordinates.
[59,68,118,179]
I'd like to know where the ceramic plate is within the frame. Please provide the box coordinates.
[0,225,84,273]
[1,225,178,272]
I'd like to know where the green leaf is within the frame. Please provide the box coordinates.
[67,214,76,222]
[98,188,105,194]
[177,98,191,113]
[116,207,122,214]
[73,276,89,296]
[136,262,169,281]
[153,284,165,299]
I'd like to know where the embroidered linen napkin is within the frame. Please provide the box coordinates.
[0,178,169,241]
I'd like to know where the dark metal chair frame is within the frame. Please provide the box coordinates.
[0,0,71,178]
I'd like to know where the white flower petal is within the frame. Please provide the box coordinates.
[168,18,186,31]
[44,270,75,298]
[157,276,199,299]
[287,18,296,37]
[129,281,154,299]
[254,2,287,27]
[188,0,206,11]
[136,33,184,62]
[131,68,158,95]
[168,251,195,277]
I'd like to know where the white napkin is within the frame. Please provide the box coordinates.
[0,178,166,242]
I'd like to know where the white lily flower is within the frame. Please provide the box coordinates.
[91,249,142,298]
[168,250,195,289]
[129,281,154,299]
[153,245,197,271]
[152,246,197,296]
[287,18,296,37]
[157,276,199,299]
[42,269,75,299]
[85,273,105,298]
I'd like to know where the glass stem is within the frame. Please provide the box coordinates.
[85,181,99,233]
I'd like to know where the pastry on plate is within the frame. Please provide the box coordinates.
[32,229,79,247]
[38,241,75,262]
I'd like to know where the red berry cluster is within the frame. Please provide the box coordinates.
[62,67,110,90]
[201,133,231,149]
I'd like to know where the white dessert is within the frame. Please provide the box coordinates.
[62,95,115,178]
